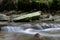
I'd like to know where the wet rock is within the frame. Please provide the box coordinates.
[20,24,32,29]
[33,33,43,40]
[0,14,9,20]
[32,24,43,30]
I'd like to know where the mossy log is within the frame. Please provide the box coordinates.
[13,11,41,21]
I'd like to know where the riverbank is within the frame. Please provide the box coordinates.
[0,21,60,27]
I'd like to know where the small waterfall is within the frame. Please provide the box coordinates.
[2,23,60,32]
[2,26,24,32]
[1,23,60,40]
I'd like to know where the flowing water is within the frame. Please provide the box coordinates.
[1,23,60,40]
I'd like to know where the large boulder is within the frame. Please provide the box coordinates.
[0,14,9,20]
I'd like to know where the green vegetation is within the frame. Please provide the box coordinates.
[0,0,60,12]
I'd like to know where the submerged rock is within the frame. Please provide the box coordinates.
[33,33,43,40]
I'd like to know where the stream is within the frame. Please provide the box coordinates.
[1,23,60,40]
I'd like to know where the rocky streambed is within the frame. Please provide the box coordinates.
[1,23,60,40]
[0,11,60,40]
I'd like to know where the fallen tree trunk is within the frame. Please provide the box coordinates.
[13,11,41,21]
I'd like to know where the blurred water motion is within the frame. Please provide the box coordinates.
[1,23,60,33]
[1,23,60,40]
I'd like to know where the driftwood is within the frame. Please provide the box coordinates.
[13,11,41,20]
